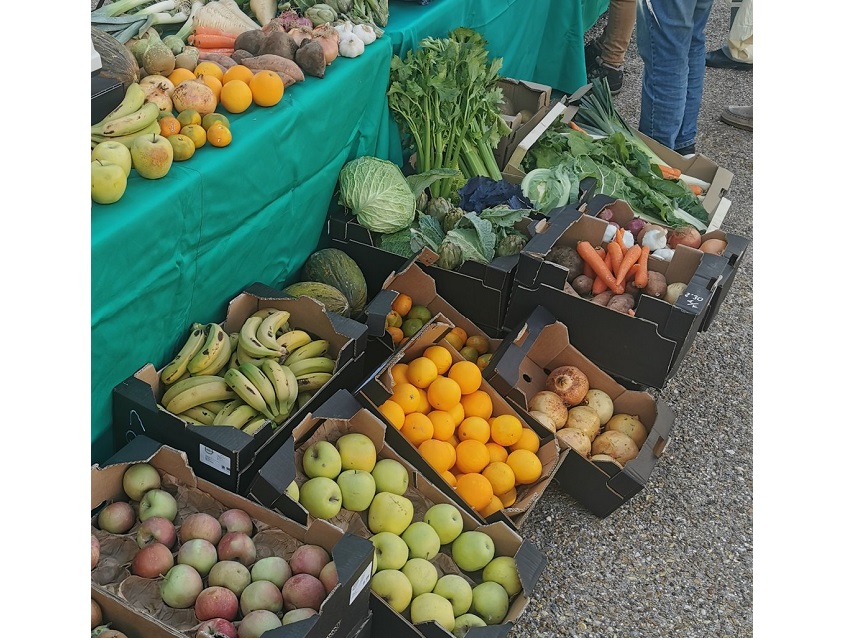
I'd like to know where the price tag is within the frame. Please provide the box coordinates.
[199,445,231,476]
[349,562,372,604]
[679,290,706,312]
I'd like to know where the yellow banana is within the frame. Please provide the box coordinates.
[223,367,276,419]
[242,416,268,435]
[295,372,333,393]
[276,329,313,356]
[193,335,233,376]
[161,375,225,408]
[202,401,228,414]
[296,391,313,410]
[238,362,278,414]
[93,102,160,137]
[90,119,160,148]
[218,403,260,429]
[287,356,336,378]
[261,359,295,416]
[187,323,228,374]
[239,316,284,359]
[283,339,329,367]
[213,399,245,424]
[256,310,292,351]
[251,307,283,320]
[93,82,146,128]
[181,405,216,425]
[160,322,207,385]
[166,379,239,415]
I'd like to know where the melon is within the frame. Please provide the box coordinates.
[283,281,351,318]
[300,249,367,316]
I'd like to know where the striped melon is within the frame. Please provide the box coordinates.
[301,248,368,316]
[283,281,351,318]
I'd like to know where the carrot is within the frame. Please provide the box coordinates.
[688,183,703,196]
[658,164,682,180]
[591,252,612,296]
[633,245,651,289]
[570,121,589,135]
[614,227,628,252]
[189,33,239,48]
[614,244,642,286]
[578,241,623,294]
[607,241,624,277]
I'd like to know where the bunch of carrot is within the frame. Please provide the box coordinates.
[576,229,650,297]
[188,27,237,55]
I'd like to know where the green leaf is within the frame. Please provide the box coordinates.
[410,212,446,253]
[478,206,527,229]
[446,227,489,264]
[379,227,416,258]
[406,168,462,200]
[451,211,496,262]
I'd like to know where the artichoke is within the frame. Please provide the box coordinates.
[496,232,529,257]
[441,207,464,233]
[436,239,464,271]
[415,190,429,214]
[426,197,452,222]
[305,4,337,26]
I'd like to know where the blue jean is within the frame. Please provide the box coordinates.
[636,0,714,151]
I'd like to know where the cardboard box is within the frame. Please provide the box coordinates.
[495,78,552,170]
[500,85,734,229]
[504,208,721,389]
[91,440,374,637]
[347,612,372,637]
[327,203,528,338]
[91,584,180,637]
[111,282,368,495]
[484,306,676,518]
[358,319,562,530]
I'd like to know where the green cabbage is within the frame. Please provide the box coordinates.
[338,157,416,234]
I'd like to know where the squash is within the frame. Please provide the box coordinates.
[300,249,367,316]
[283,281,351,318]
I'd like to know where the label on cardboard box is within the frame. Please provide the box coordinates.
[350,562,372,604]
[199,445,231,475]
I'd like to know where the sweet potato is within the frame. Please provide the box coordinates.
[241,54,305,82]
[231,49,255,65]
[590,291,615,306]
[198,52,237,68]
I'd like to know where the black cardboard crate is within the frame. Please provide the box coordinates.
[92,441,374,637]
[484,305,675,518]
[111,283,368,496]
[505,208,720,389]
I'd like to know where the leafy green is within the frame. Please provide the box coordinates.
[379,227,417,258]
[338,157,416,234]
[406,168,462,201]
[410,213,446,253]
[478,206,526,229]
[446,211,496,263]
[521,164,580,214]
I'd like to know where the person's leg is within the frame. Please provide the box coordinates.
[674,0,715,152]
[636,0,695,150]
[706,0,752,69]
[598,0,636,67]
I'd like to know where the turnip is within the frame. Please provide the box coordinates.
[667,226,702,250]
[528,391,568,430]
[591,431,639,466]
[604,414,648,447]
[555,427,591,457]
[565,405,601,442]
[581,389,614,425]
[545,366,589,406]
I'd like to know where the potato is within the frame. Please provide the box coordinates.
[642,270,668,298]
[545,246,585,281]
[590,291,615,306]
[572,274,594,297]
[664,282,689,304]
[607,293,635,315]
[556,427,592,457]
[591,431,639,466]
[589,453,624,470]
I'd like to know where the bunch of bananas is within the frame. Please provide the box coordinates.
[156,308,337,434]
[91,83,160,149]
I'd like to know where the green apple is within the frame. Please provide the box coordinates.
[401,558,438,597]
[91,140,132,176]
[423,503,464,545]
[121,462,161,502]
[130,133,173,180]
[432,574,473,618]
[450,531,495,572]
[452,613,487,637]
[482,556,522,597]
[302,441,342,479]
[298,476,342,519]
[470,581,509,625]
[410,593,456,633]
[335,433,377,472]
[369,531,409,571]
[371,459,409,495]
[285,480,299,502]
[368,492,414,535]
[402,522,441,560]
[91,160,128,205]
[336,469,376,512]
[138,489,178,522]
[371,569,412,613]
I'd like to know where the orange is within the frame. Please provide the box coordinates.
[490,414,523,447]
[180,124,206,148]
[426,376,462,411]
[406,357,438,389]
[445,433,460,449]
[481,461,516,495]
[198,74,222,101]
[168,134,195,161]
[390,382,420,414]
[457,416,491,444]
[401,412,433,447]
[447,402,465,427]
[159,115,182,137]
[497,486,517,508]
[415,387,431,414]
[206,122,232,147]
[378,400,405,430]
[219,79,253,114]
[510,428,540,454]
[506,449,543,485]
[390,363,409,386]
[455,473,494,511]
[465,335,490,356]
[427,410,455,441]
[249,70,285,107]
[486,442,509,463]
[419,439,455,472]
[440,470,457,488]
[444,332,464,352]
[460,390,492,420]
[448,360,482,395]
[476,353,493,371]
[387,326,404,344]
[478,494,504,518]
[194,61,225,82]
[391,293,413,317]
[459,346,480,363]
[449,326,468,345]
[454,440,490,474]
[423,345,453,375]
[222,64,255,85]
[176,108,201,127]
[168,67,196,87]
[386,311,403,329]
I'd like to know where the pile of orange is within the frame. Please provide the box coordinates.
[442,326,494,371]
[377,345,544,519]
[385,294,434,346]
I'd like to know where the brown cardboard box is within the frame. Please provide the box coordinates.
[495,78,552,170]
[91,584,180,637]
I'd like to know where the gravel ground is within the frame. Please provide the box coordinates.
[509,2,753,638]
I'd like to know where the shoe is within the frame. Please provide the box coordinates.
[674,144,695,157]
[720,105,753,131]
[586,56,624,95]
[705,48,752,71]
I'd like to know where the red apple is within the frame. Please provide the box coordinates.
[236,610,281,637]
[92,598,103,629]
[218,509,254,536]
[92,534,101,570]
[318,561,338,594]
[98,501,136,534]
[177,538,219,577]
[137,516,178,549]
[180,512,223,545]
[196,618,238,638]
[131,542,175,578]
[208,560,252,598]
[239,580,283,616]
[217,532,256,566]
[288,544,330,578]
[195,586,239,622]
[282,573,326,612]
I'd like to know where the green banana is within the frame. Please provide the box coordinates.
[160,322,206,385]
[227,346,240,372]
[90,119,160,148]
[287,356,336,378]
[283,339,329,367]
[213,399,245,424]
[261,359,296,416]
[202,401,228,414]
[93,82,146,128]
[239,316,284,359]
[295,372,333,393]
[223,367,276,419]
[296,391,313,410]
[181,405,216,425]
[229,332,240,350]
[161,375,225,408]
[277,329,313,356]
[239,362,278,415]
[256,310,292,351]
[166,379,239,415]
[218,403,260,429]
[92,102,160,137]
[187,323,228,374]
[236,342,268,367]
[242,415,268,435]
